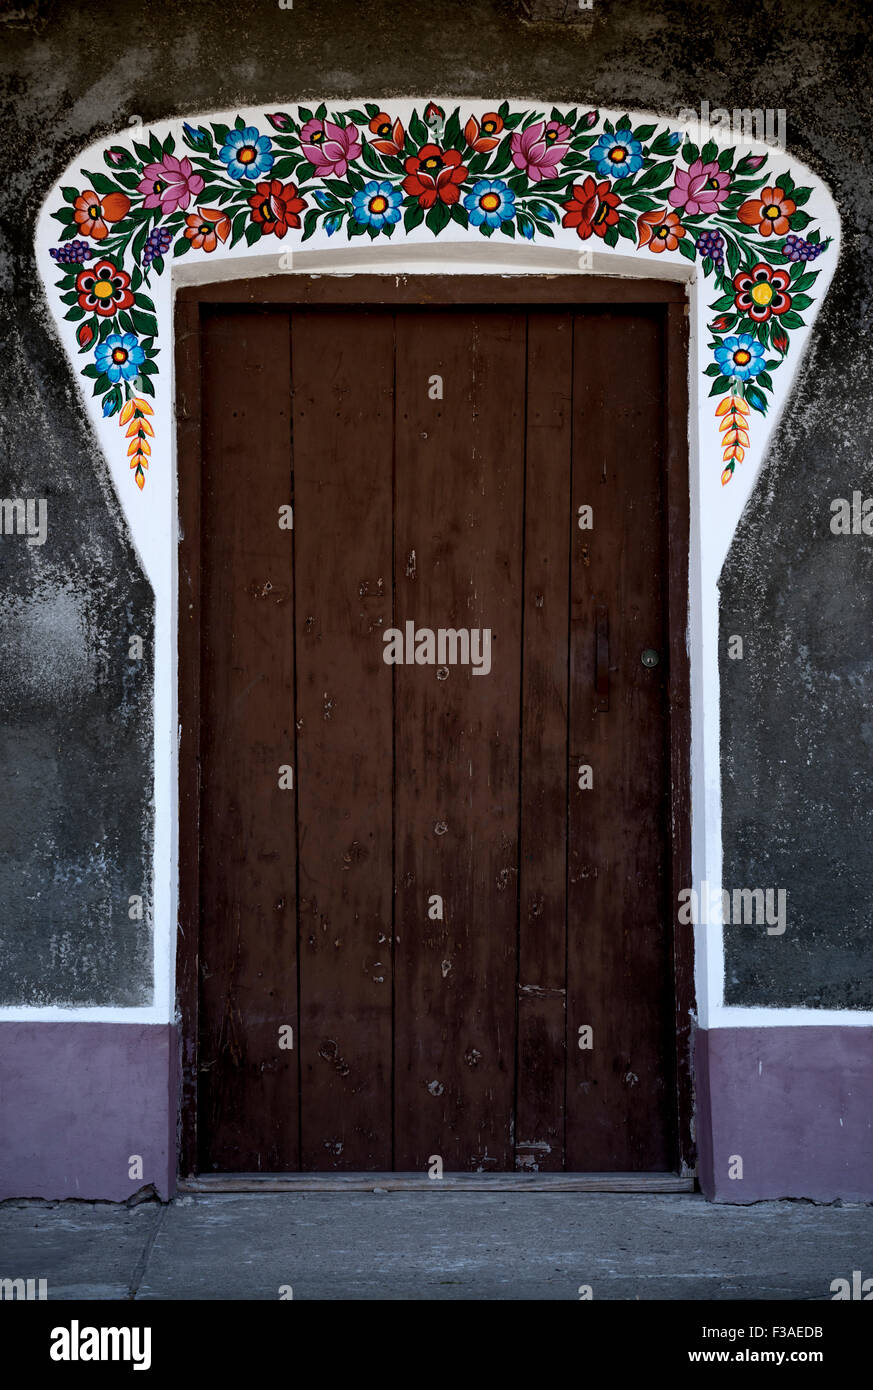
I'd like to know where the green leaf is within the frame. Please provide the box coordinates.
[360,141,384,174]
[632,123,657,142]
[708,375,731,396]
[603,224,619,248]
[131,308,158,337]
[51,207,77,225]
[789,209,812,230]
[778,309,806,329]
[230,209,248,248]
[678,237,696,260]
[701,140,718,164]
[173,236,191,258]
[632,161,674,192]
[409,111,428,148]
[682,141,699,164]
[704,363,723,376]
[717,147,736,170]
[404,202,424,233]
[425,202,450,236]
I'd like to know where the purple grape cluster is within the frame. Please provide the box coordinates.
[695,229,725,268]
[783,234,825,263]
[49,240,94,264]
[143,226,173,266]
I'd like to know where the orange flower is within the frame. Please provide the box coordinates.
[73,189,131,240]
[637,207,686,253]
[184,207,231,252]
[464,112,504,153]
[368,113,405,156]
[737,185,796,237]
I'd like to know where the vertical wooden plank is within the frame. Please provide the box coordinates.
[665,302,695,1175]
[292,308,394,1170]
[393,309,525,1172]
[176,297,202,1179]
[566,310,675,1171]
[197,308,298,1171]
[515,312,573,1172]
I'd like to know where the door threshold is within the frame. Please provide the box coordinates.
[179,1171,696,1194]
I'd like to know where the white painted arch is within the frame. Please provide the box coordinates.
[23,99,859,1032]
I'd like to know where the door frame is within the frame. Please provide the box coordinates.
[175,274,694,1179]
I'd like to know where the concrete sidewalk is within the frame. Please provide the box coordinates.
[1,1192,870,1300]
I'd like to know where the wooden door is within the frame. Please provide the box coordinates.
[180,288,689,1176]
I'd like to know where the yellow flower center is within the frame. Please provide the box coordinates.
[764,204,780,219]
[657,225,669,239]
[481,192,500,211]
[239,146,256,163]
[370,195,388,214]
[609,146,627,162]
[112,348,128,363]
[751,282,774,306]
[93,279,114,299]
[734,349,751,365]
[423,156,440,170]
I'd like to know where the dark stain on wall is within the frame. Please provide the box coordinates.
[0,0,870,1007]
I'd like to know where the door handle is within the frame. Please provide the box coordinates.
[595,604,609,712]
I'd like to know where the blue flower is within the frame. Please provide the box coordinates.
[714,334,765,382]
[464,178,516,229]
[313,190,336,209]
[219,126,274,181]
[589,129,643,179]
[351,180,402,230]
[528,200,557,223]
[324,213,343,237]
[95,333,145,384]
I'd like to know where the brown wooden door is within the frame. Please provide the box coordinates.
[186,296,682,1175]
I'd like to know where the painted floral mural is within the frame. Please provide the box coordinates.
[48,102,830,490]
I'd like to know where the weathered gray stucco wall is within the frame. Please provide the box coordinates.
[1,0,870,1008]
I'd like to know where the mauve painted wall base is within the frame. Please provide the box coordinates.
[0,1023,177,1202]
[695,1026,873,1203]
[2,1022,871,1201]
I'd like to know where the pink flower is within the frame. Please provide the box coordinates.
[300,119,362,177]
[137,154,204,215]
[668,157,731,216]
[510,120,571,183]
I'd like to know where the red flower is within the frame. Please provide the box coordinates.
[76,322,95,349]
[561,176,620,240]
[464,111,504,153]
[368,113,405,156]
[73,189,130,241]
[402,144,468,208]
[737,185,796,237]
[637,207,686,253]
[247,180,307,238]
[710,314,733,331]
[75,258,135,316]
[732,262,792,321]
[772,329,789,353]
